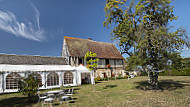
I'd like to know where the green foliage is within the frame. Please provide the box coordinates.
[168,52,182,68]
[95,76,102,82]
[95,76,127,82]
[84,51,99,71]
[124,75,129,79]
[159,68,190,76]
[118,74,122,77]
[103,78,109,81]
[182,58,190,68]
[98,77,109,81]
[116,74,124,79]
[109,77,115,80]
[104,0,189,71]
[140,71,148,76]
[19,75,39,98]
[125,53,146,71]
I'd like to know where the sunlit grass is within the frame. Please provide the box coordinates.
[0,76,190,107]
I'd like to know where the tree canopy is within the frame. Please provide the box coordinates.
[104,0,189,86]
[104,0,189,70]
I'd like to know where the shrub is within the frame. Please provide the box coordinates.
[108,77,115,80]
[140,71,148,76]
[115,74,124,79]
[159,68,190,76]
[111,77,115,80]
[124,75,130,79]
[116,76,124,79]
[104,78,108,81]
[95,76,102,82]
[19,75,39,99]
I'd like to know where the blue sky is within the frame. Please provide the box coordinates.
[0,0,189,58]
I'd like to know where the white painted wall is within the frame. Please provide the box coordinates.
[62,39,70,64]
[109,59,114,67]
[116,59,123,67]
[97,59,105,68]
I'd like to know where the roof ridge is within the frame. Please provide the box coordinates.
[64,36,115,45]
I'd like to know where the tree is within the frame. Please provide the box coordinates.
[165,52,183,75]
[19,75,39,100]
[104,0,189,87]
[181,57,190,73]
[84,51,99,91]
[85,51,99,71]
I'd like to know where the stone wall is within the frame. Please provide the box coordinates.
[95,68,125,78]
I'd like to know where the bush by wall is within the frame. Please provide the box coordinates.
[95,76,102,82]
[159,68,190,76]
[124,75,130,79]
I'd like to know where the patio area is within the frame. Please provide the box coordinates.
[38,87,75,107]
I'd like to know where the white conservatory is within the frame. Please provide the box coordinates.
[0,64,94,93]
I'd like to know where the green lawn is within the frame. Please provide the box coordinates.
[1,76,190,107]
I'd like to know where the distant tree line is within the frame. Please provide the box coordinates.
[137,53,190,76]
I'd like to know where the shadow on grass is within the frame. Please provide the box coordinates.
[0,96,38,107]
[50,97,78,106]
[135,79,190,91]
[68,97,78,104]
[74,87,80,90]
[103,85,117,89]
[95,81,103,84]
[0,92,20,96]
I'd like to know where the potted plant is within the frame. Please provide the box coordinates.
[107,64,111,68]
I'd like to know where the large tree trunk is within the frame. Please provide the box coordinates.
[147,32,159,89]
[149,72,159,89]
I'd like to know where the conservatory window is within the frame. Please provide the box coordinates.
[47,72,59,86]
[64,71,73,84]
[29,72,42,87]
[6,73,21,89]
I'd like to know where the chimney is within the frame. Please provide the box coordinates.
[87,38,92,40]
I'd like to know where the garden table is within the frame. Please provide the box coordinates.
[46,90,64,99]
[46,90,63,94]
[44,98,54,102]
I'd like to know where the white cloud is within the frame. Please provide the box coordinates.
[0,4,45,41]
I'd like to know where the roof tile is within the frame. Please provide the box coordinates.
[64,36,123,59]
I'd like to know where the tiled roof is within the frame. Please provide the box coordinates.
[64,36,123,59]
[0,54,67,65]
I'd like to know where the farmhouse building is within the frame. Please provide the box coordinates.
[62,36,125,78]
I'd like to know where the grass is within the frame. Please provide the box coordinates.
[0,76,190,107]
